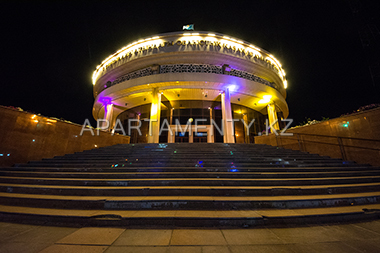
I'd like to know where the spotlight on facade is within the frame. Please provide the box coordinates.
[228,85,237,92]
[258,95,272,104]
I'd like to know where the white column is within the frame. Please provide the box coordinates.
[208,108,214,143]
[103,104,114,132]
[267,103,280,131]
[170,108,174,125]
[132,113,141,142]
[221,88,235,143]
[207,125,214,143]
[242,113,250,143]
[189,130,193,143]
[168,126,175,143]
[148,88,161,143]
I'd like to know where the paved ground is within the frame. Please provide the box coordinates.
[1,220,380,253]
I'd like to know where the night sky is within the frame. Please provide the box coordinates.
[1,0,379,127]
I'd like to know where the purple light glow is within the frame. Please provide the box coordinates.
[228,84,237,92]
[99,97,112,106]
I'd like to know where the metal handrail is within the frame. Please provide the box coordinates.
[278,132,380,143]
[274,133,380,161]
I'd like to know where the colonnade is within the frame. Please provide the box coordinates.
[102,88,280,143]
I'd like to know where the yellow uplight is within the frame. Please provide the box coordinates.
[265,55,287,87]
[249,45,261,51]
[246,47,261,57]
[181,35,203,43]
[92,33,287,90]
[268,55,282,67]
[258,95,272,104]
[283,80,288,89]
[205,36,218,42]
[92,36,164,84]
[219,37,262,58]
[151,103,158,117]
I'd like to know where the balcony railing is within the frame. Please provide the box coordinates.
[99,64,278,93]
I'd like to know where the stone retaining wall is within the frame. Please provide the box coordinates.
[255,107,380,166]
[0,106,130,167]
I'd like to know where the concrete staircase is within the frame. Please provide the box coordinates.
[0,143,379,227]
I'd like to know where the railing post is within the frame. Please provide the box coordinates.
[275,135,279,147]
[297,133,303,151]
[337,137,347,160]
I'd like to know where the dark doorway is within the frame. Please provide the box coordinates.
[193,132,207,143]
[175,132,189,143]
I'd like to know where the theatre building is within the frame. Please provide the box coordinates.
[92,31,289,143]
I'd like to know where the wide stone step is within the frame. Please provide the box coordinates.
[1,203,379,227]
[1,182,380,196]
[4,166,376,173]
[27,159,347,166]
[72,154,327,160]
[73,153,330,158]
[35,154,345,160]
[77,150,319,154]
[72,149,323,154]
[1,175,380,187]
[1,192,380,210]
[1,170,379,179]
[17,162,359,168]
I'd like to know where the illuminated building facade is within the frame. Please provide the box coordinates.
[92,31,289,143]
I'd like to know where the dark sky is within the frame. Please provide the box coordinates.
[1,0,379,126]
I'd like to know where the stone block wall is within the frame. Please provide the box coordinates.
[0,106,130,167]
[255,107,380,166]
